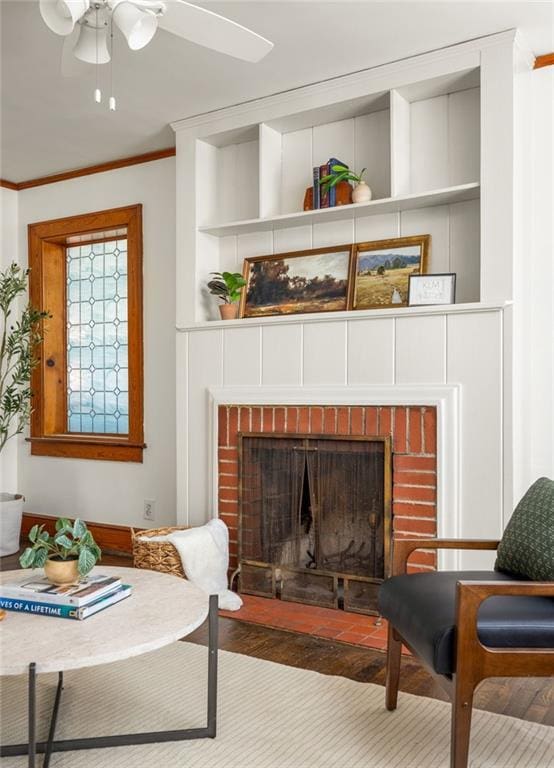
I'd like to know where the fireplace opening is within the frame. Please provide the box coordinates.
[239,433,392,615]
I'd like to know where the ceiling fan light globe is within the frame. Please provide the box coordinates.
[73,23,111,64]
[113,2,158,51]
[40,0,90,36]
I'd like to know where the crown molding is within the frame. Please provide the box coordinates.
[1,147,176,192]
[171,29,518,136]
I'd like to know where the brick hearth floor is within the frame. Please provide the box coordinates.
[220,594,409,654]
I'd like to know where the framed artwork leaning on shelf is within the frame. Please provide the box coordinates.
[349,235,430,310]
[408,272,456,306]
[240,244,354,318]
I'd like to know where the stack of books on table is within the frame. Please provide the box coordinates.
[0,573,132,620]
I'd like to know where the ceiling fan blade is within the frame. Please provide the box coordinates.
[157,0,273,63]
[61,27,90,77]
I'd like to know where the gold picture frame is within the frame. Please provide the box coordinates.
[239,244,354,319]
[349,235,430,310]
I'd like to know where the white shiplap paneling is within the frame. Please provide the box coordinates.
[281,128,312,215]
[223,326,261,385]
[401,204,450,274]
[448,87,480,186]
[262,324,303,385]
[347,318,395,384]
[447,310,503,567]
[187,329,223,525]
[395,315,446,384]
[354,110,391,200]
[410,95,449,192]
[303,320,347,385]
[450,198,480,303]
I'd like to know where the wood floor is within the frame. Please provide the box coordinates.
[3,550,553,726]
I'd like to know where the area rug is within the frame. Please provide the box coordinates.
[1,643,552,767]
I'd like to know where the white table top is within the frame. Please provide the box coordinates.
[0,566,209,676]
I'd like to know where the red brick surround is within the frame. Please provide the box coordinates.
[218,404,437,573]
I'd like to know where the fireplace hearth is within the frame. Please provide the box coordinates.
[239,433,392,615]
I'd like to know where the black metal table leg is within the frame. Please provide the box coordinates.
[207,593,218,738]
[1,595,219,761]
[28,663,36,768]
[43,672,63,768]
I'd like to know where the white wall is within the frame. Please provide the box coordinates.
[0,187,19,494]
[16,158,177,528]
[512,65,554,505]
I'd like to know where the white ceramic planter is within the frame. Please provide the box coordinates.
[352,181,372,203]
[0,493,24,556]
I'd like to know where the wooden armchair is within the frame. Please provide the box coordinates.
[379,538,554,768]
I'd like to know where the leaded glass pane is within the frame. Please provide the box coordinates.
[66,239,129,434]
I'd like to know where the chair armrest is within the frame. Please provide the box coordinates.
[455,580,554,659]
[392,538,500,575]
[457,580,554,600]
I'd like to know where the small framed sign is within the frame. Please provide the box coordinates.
[408,273,456,306]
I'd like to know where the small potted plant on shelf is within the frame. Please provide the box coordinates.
[19,517,102,586]
[0,263,49,557]
[320,164,372,204]
[207,271,246,320]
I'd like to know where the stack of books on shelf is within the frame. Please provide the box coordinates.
[0,573,132,620]
[312,157,347,209]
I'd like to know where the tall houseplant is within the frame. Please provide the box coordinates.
[0,263,48,556]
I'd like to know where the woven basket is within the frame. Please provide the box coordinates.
[131,526,188,579]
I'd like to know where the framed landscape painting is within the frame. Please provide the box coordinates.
[349,235,430,310]
[240,245,354,318]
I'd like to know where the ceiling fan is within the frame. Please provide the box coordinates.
[39,0,273,107]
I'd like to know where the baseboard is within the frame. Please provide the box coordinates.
[21,513,138,556]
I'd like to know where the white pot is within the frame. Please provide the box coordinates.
[352,181,372,204]
[0,493,24,557]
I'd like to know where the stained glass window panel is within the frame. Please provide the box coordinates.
[66,239,129,434]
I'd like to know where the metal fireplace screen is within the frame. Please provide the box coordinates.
[238,434,392,615]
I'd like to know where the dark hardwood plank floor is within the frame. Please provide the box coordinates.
[3,550,553,726]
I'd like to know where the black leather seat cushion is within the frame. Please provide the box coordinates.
[378,571,554,675]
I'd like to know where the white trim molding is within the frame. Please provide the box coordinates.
[207,383,461,569]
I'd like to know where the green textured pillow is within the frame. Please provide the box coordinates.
[495,477,554,580]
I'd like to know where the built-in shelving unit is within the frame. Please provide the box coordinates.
[172,44,496,323]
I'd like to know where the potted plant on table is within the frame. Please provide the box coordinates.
[320,165,372,204]
[19,517,102,586]
[207,271,246,320]
[0,263,48,556]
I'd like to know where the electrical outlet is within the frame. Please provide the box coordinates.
[143,499,156,521]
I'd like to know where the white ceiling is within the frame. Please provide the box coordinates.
[1,1,552,182]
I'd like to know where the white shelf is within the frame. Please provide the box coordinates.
[198,182,480,238]
[177,301,510,333]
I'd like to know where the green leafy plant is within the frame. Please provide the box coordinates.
[207,271,247,304]
[0,263,49,454]
[19,518,102,576]
[320,164,367,192]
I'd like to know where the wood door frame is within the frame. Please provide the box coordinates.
[28,204,145,462]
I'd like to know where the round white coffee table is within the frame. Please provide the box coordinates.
[0,566,218,768]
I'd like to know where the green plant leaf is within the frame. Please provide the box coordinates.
[55,517,71,532]
[330,164,349,173]
[19,547,36,568]
[39,530,50,543]
[33,547,48,568]
[78,547,96,576]
[28,524,40,543]
[54,533,73,551]
[73,518,87,539]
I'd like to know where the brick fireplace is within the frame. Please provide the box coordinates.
[218,404,438,587]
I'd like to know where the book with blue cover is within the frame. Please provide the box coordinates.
[0,584,132,620]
